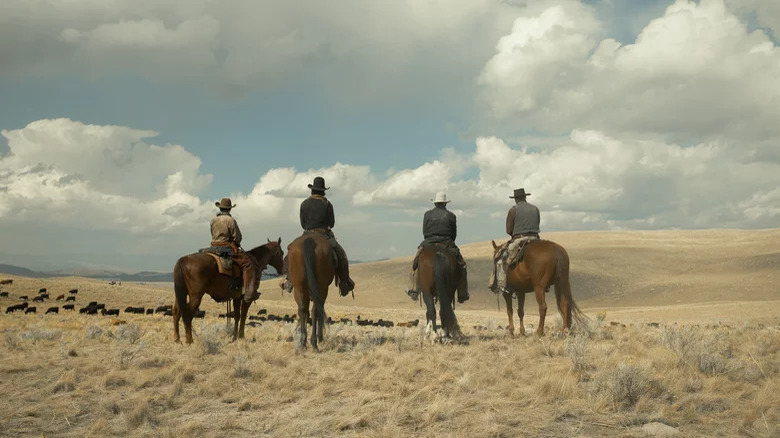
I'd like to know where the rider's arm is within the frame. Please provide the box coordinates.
[232,218,243,246]
[451,213,457,241]
[327,201,335,229]
[506,207,515,236]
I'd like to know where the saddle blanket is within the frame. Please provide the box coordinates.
[199,247,240,277]
[497,236,541,268]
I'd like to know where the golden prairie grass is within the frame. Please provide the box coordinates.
[0,311,778,438]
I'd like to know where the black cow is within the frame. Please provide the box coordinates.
[41,294,49,299]
[63,304,75,311]
[155,305,170,313]
[96,304,105,310]
[46,307,59,314]
[101,308,119,316]
[6,303,27,313]
[69,289,78,294]
[163,309,173,316]
[194,310,205,319]
[257,308,267,315]
[88,301,97,307]
[145,308,154,315]
[65,296,76,302]
[19,296,28,301]
[32,296,44,303]
[0,291,9,297]
[25,306,37,314]
[0,279,12,285]
[38,288,47,294]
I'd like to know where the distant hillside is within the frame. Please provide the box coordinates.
[0,264,173,282]
[0,264,49,278]
[257,228,780,310]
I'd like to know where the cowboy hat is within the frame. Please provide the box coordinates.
[510,188,531,199]
[431,191,451,204]
[307,176,330,191]
[215,197,236,209]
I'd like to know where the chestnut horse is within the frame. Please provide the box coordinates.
[172,239,284,344]
[287,232,339,351]
[417,244,462,342]
[491,239,586,336]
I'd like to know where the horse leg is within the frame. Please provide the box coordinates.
[503,292,514,336]
[172,300,181,343]
[297,296,309,350]
[182,294,201,345]
[311,303,319,352]
[554,285,570,334]
[534,287,548,337]
[422,291,437,343]
[238,300,250,339]
[517,292,526,336]
[231,298,241,342]
[316,286,326,343]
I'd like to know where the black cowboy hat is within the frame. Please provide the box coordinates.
[510,188,531,199]
[215,197,236,209]
[308,176,330,191]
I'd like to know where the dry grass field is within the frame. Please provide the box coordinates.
[0,229,778,437]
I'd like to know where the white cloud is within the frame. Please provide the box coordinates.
[0,118,212,234]
[0,0,517,96]
[479,0,780,145]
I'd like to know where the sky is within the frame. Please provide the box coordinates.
[0,0,778,272]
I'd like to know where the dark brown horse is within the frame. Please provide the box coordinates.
[491,239,586,336]
[172,239,284,344]
[417,244,462,342]
[287,232,336,351]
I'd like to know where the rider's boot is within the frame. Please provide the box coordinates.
[234,254,259,303]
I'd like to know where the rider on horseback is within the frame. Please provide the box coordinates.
[298,176,355,296]
[407,192,469,303]
[211,198,260,303]
[489,188,540,294]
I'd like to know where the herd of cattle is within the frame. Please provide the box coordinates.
[0,281,421,329]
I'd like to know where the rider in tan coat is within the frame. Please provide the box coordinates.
[211,198,260,303]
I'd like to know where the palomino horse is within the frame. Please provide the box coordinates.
[287,232,338,351]
[172,239,284,344]
[417,244,463,342]
[491,239,586,336]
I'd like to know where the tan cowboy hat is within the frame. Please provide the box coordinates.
[215,197,236,209]
[510,188,531,199]
[431,191,451,204]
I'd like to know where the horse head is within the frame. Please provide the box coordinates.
[266,237,284,274]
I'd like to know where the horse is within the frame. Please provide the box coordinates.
[491,239,586,337]
[417,244,463,342]
[172,238,284,344]
[287,232,338,351]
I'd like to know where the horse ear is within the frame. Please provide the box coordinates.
[491,240,497,249]
[277,237,281,245]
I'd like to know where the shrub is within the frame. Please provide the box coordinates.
[606,364,649,407]
[86,325,103,339]
[565,334,590,371]
[115,324,142,344]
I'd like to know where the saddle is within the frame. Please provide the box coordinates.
[499,236,541,268]
[199,246,240,277]
[413,242,458,270]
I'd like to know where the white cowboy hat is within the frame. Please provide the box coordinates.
[431,191,451,204]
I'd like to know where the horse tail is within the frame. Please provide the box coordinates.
[434,250,449,300]
[173,256,190,319]
[303,237,325,323]
[555,246,588,331]
[434,250,460,335]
